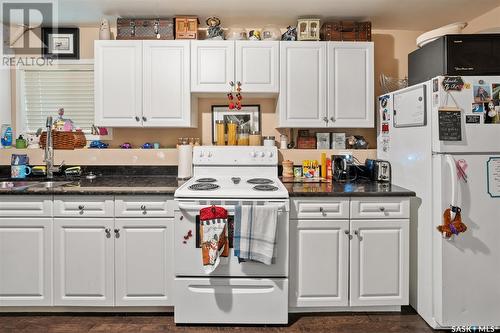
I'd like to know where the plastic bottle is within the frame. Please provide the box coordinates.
[1,124,13,148]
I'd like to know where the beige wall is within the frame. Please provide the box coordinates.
[463,4,500,33]
[8,27,422,157]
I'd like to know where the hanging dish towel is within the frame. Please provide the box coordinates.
[200,205,229,274]
[234,205,278,265]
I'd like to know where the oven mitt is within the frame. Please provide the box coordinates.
[200,205,229,274]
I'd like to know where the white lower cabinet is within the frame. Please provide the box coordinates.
[0,218,52,306]
[290,219,349,307]
[115,218,173,306]
[54,218,115,306]
[290,197,410,310]
[349,219,409,306]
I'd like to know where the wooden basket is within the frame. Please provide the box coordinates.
[39,131,86,150]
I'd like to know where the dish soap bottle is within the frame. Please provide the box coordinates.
[1,124,13,148]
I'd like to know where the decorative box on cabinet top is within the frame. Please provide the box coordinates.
[116,18,174,40]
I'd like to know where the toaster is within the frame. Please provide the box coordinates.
[365,159,392,182]
[374,160,391,182]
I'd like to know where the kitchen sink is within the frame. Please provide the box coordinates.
[30,181,72,189]
[0,181,35,190]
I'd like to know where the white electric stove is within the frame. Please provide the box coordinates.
[173,146,289,325]
[175,146,289,199]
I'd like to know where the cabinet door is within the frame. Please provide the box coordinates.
[279,42,327,127]
[0,218,52,306]
[94,40,142,127]
[191,40,234,92]
[235,41,279,93]
[350,219,409,306]
[115,218,174,306]
[327,42,374,127]
[54,218,114,306]
[290,219,349,308]
[143,40,193,127]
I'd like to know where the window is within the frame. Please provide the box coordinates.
[19,64,94,133]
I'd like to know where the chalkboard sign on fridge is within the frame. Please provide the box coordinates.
[438,107,462,141]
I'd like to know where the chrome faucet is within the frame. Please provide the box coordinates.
[44,116,64,179]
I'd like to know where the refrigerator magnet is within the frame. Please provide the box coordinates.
[486,157,500,198]
[442,76,464,91]
[465,115,481,124]
[492,83,500,100]
[438,107,462,141]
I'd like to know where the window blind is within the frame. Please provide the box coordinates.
[23,66,94,132]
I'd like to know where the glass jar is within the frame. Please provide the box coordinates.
[216,120,225,146]
[263,136,275,147]
[237,128,249,145]
[249,131,262,146]
[227,121,238,146]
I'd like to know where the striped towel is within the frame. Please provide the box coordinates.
[234,205,278,265]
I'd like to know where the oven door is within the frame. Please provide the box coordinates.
[174,200,289,277]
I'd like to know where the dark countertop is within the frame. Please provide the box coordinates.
[0,176,182,195]
[281,178,416,197]
[0,175,415,197]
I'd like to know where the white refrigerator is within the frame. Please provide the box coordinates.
[377,76,500,329]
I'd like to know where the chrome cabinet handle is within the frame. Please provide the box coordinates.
[114,228,120,238]
[319,207,323,212]
[379,207,386,212]
[78,205,84,210]
[344,230,349,235]
[354,230,358,235]
[135,116,140,122]
[105,228,111,238]
[330,116,335,122]
[141,205,147,215]
[142,116,147,122]
[323,116,329,123]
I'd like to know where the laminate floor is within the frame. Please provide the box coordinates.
[0,306,435,333]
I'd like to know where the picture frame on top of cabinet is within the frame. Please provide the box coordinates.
[42,28,79,59]
[211,105,261,143]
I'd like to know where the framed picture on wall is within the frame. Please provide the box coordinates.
[42,28,80,59]
[211,105,261,143]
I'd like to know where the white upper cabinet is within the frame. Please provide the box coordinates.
[328,42,374,127]
[95,40,195,128]
[235,41,279,93]
[279,42,327,127]
[191,41,235,92]
[143,40,192,127]
[95,40,142,127]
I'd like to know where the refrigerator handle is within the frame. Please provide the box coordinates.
[446,155,458,208]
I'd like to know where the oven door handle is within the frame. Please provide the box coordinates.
[178,202,286,212]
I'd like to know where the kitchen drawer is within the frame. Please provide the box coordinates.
[0,196,52,217]
[174,278,288,324]
[53,196,114,217]
[291,198,350,219]
[115,196,175,217]
[350,197,409,219]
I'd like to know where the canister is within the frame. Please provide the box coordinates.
[263,136,275,147]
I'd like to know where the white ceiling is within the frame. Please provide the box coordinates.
[53,0,499,31]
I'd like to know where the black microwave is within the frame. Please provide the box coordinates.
[408,34,500,85]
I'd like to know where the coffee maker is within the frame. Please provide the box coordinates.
[332,154,354,182]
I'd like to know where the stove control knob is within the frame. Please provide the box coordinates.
[208,151,213,158]
[250,151,257,158]
[260,151,265,157]
[268,151,274,158]
[199,150,205,157]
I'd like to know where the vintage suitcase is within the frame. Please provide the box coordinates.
[116,18,174,40]
[320,21,371,41]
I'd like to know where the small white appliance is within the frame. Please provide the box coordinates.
[377,76,500,329]
[174,146,289,324]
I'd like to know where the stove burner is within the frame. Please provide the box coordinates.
[189,183,220,191]
[247,178,274,185]
[196,178,217,183]
[253,184,279,191]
